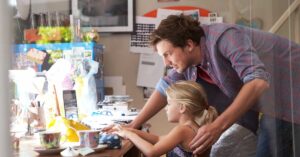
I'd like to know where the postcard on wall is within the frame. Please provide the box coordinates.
[156,8,200,21]
[156,9,223,25]
[199,13,223,24]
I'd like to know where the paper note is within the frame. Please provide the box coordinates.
[137,53,165,88]
[104,76,126,95]
[78,147,95,156]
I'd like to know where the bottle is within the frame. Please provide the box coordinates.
[37,101,46,130]
[39,13,45,27]
[47,12,53,27]
[30,13,36,29]
[55,11,61,27]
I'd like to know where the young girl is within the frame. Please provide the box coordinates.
[114,81,218,157]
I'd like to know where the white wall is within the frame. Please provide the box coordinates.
[272,0,300,43]
[0,0,12,156]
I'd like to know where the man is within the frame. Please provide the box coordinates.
[128,14,300,157]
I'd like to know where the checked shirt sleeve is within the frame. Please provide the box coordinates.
[217,28,270,84]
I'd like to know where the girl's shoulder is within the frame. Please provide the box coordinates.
[171,124,198,136]
[169,124,199,152]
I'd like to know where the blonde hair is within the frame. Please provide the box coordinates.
[165,81,218,125]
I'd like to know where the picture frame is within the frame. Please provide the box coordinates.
[72,0,134,33]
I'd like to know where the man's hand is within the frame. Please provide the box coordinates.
[113,124,133,139]
[189,122,223,154]
[102,123,133,133]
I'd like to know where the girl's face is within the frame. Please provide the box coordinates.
[156,40,193,74]
[165,99,181,122]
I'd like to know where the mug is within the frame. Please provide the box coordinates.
[78,130,100,148]
[39,131,61,149]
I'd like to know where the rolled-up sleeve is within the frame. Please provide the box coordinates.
[218,28,270,84]
[155,78,170,96]
[155,69,186,96]
[243,68,270,83]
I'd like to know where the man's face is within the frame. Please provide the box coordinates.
[156,40,193,73]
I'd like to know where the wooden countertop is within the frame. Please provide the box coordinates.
[13,136,138,157]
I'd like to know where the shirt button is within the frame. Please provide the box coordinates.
[207,62,210,66]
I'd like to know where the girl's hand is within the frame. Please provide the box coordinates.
[114,125,132,139]
[102,123,131,133]
[101,124,116,133]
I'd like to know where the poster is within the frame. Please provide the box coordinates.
[130,16,157,54]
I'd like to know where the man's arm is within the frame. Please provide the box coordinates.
[190,78,269,154]
[130,90,168,129]
[189,26,270,154]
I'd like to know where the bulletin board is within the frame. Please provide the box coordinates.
[133,6,211,88]
[130,5,211,54]
[134,6,223,91]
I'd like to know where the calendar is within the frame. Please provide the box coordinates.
[130,16,158,54]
